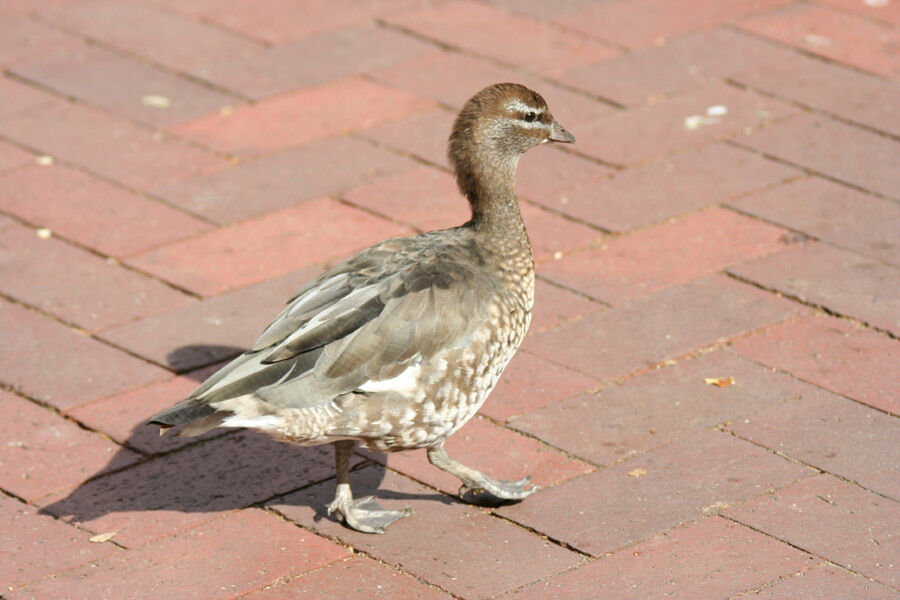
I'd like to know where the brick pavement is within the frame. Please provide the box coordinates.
[1,1,897,598]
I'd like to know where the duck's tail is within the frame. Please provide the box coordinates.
[149,398,228,437]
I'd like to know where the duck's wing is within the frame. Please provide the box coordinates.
[151,237,492,434]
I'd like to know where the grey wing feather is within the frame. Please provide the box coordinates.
[151,234,492,429]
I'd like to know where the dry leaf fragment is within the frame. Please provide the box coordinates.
[702,501,730,514]
[627,468,647,478]
[704,376,734,387]
[89,531,117,543]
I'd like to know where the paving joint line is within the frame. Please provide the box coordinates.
[723,270,899,341]
[345,130,619,235]
[803,0,900,28]
[0,126,226,229]
[722,22,897,83]
[261,502,469,600]
[373,19,628,111]
[726,77,900,144]
[0,382,174,490]
[725,560,825,599]
[236,554,357,598]
[468,0,631,54]
[722,426,900,503]
[341,454,597,558]
[722,347,900,420]
[469,414,599,483]
[0,289,180,371]
[722,203,900,271]
[0,207,206,301]
[725,138,900,206]
[28,13,256,103]
[143,0,276,47]
[720,513,900,593]
[5,66,252,163]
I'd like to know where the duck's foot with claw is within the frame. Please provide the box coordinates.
[327,489,413,534]
[427,443,539,506]
[459,476,539,506]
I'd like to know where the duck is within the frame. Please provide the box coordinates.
[151,82,575,533]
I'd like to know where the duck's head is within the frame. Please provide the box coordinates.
[449,83,574,165]
[448,83,574,214]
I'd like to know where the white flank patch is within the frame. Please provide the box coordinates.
[221,415,283,430]
[358,364,422,394]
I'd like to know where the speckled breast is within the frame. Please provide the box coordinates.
[356,271,534,453]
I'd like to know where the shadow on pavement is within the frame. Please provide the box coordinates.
[37,344,408,532]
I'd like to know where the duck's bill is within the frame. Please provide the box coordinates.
[548,119,575,143]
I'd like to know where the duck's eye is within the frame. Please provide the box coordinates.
[523,111,537,122]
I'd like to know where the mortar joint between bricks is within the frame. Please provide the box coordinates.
[722,271,900,341]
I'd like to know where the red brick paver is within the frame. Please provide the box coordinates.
[725,475,899,588]
[748,564,898,599]
[0,298,169,410]
[729,387,900,499]
[729,176,900,266]
[524,275,805,380]
[737,113,900,201]
[730,315,900,415]
[172,77,434,157]
[556,0,792,49]
[539,207,792,304]
[39,431,338,548]
[0,164,212,258]
[0,215,194,331]
[497,430,811,556]
[509,350,815,466]
[0,390,140,502]
[553,142,798,232]
[8,509,349,600]
[739,3,900,78]
[575,82,797,165]
[509,517,813,599]
[270,467,581,599]
[11,45,239,128]
[2,2,897,598]
[387,0,617,76]
[1,493,116,590]
[730,242,900,335]
[127,198,410,296]
[243,556,454,600]
[0,101,227,191]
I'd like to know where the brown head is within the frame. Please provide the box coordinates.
[448,83,574,222]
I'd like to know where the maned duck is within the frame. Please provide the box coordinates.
[151,83,575,533]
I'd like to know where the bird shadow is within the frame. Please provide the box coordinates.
[165,343,245,375]
[38,344,447,530]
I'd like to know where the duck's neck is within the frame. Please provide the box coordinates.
[457,150,526,237]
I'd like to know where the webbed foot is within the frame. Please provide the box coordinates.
[427,443,539,506]
[459,475,539,505]
[327,486,413,534]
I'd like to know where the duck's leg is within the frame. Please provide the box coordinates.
[326,440,412,534]
[427,441,538,504]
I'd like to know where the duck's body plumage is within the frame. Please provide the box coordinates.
[151,83,574,533]
[158,226,534,451]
